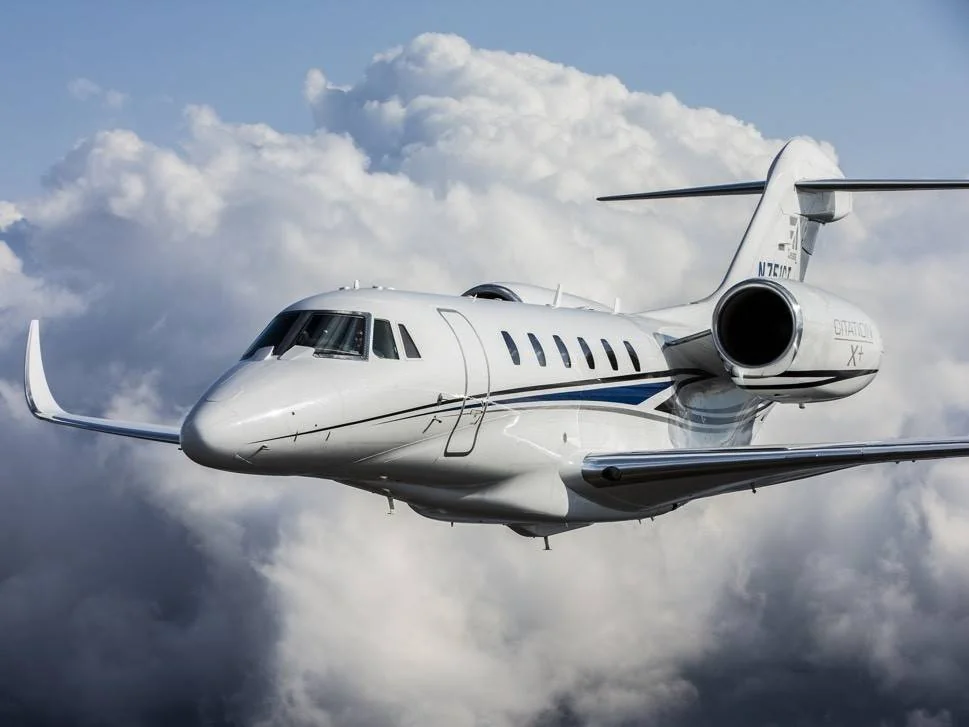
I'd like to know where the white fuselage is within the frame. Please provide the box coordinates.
[180,287,765,526]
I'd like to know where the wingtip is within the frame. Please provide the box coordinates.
[21,320,182,445]
[24,319,64,420]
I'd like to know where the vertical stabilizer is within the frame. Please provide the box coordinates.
[713,139,849,292]
[597,137,969,313]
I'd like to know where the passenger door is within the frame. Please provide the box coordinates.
[438,309,490,456]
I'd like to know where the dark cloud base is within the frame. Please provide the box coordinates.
[536,623,966,727]
[680,659,962,727]
[0,430,278,727]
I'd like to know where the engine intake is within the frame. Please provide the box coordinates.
[716,284,795,368]
[712,278,882,402]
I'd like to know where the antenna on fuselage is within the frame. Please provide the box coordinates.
[353,279,360,290]
[552,284,563,308]
[613,297,621,314]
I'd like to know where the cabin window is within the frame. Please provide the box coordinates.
[242,311,302,359]
[553,335,571,368]
[502,331,521,365]
[624,340,641,372]
[577,337,595,369]
[528,333,547,367]
[372,319,399,359]
[601,339,619,370]
[399,324,421,358]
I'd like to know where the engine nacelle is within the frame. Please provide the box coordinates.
[712,278,882,402]
[462,282,611,311]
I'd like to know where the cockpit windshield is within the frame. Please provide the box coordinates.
[242,311,369,360]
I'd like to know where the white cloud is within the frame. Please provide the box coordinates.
[68,76,128,109]
[0,200,23,230]
[67,76,102,101]
[103,88,127,110]
[1,32,968,725]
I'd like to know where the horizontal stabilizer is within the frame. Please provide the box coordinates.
[596,180,766,202]
[796,178,969,192]
[25,320,181,445]
[598,178,969,202]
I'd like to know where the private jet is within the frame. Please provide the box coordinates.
[25,139,969,546]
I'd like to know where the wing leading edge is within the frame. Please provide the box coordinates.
[25,320,181,445]
[582,438,969,508]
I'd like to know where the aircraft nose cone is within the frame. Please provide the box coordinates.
[180,402,246,469]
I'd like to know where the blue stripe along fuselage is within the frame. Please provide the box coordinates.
[256,377,680,442]
[496,380,672,407]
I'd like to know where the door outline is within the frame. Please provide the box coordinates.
[438,309,490,456]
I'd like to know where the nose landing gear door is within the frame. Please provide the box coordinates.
[438,309,490,456]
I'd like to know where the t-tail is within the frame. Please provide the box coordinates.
[598,137,969,296]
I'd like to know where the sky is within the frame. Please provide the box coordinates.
[2,3,969,726]
[3,0,969,200]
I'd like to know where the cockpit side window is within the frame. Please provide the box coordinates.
[373,319,400,359]
[399,324,421,358]
[241,311,302,359]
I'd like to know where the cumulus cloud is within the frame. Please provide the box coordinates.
[2,33,968,726]
[68,77,128,110]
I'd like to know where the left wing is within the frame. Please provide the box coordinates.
[24,320,181,445]
[582,438,969,509]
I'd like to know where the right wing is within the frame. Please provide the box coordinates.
[24,320,181,445]
[582,437,969,510]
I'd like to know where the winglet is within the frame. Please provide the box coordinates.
[25,319,65,421]
[23,319,181,444]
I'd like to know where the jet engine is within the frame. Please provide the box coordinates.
[711,278,882,402]
[462,282,611,311]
